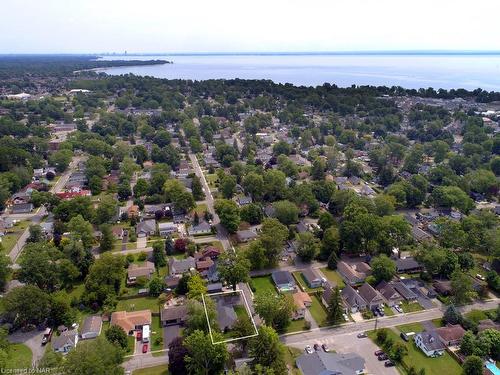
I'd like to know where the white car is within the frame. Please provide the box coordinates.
[394,305,403,313]
[304,345,314,354]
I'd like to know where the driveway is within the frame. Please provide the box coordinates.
[9,329,46,366]
[136,237,147,249]
[163,325,180,348]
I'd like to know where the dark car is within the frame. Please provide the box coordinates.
[378,354,389,361]
[313,344,320,351]
[142,344,148,353]
[321,344,329,352]
[357,332,367,338]
[374,350,384,356]
[385,360,395,367]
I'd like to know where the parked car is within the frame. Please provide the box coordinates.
[343,313,349,321]
[305,345,314,354]
[142,344,148,353]
[41,328,52,345]
[321,344,329,352]
[378,307,385,317]
[372,309,379,317]
[313,344,320,351]
[476,274,486,281]
[137,331,142,341]
[394,305,403,313]
[357,332,368,338]
[385,360,395,367]
[374,350,384,356]
[378,354,389,361]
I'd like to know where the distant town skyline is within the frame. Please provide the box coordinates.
[2,0,500,53]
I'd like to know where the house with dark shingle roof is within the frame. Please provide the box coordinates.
[337,261,371,285]
[271,270,296,292]
[160,304,188,326]
[53,329,79,354]
[392,281,418,301]
[301,267,322,288]
[376,281,403,306]
[415,330,446,357]
[296,352,365,375]
[358,283,385,310]
[80,315,102,340]
[341,284,367,313]
[396,257,422,274]
[435,324,466,346]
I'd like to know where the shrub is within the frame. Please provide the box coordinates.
[304,320,311,330]
[137,252,148,261]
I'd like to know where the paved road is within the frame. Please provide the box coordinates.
[6,156,83,263]
[123,351,169,373]
[281,298,499,347]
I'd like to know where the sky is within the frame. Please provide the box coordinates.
[1,0,500,54]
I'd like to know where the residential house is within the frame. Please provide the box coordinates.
[321,281,337,307]
[53,329,79,354]
[477,319,500,332]
[216,299,237,331]
[392,281,418,301]
[376,281,403,306]
[164,275,181,289]
[207,283,223,294]
[358,283,385,310]
[187,221,212,236]
[80,315,102,339]
[195,257,215,276]
[201,246,222,260]
[271,270,296,292]
[337,261,371,285]
[302,267,322,289]
[160,304,188,326]
[395,257,423,274]
[412,226,432,242]
[433,280,453,296]
[236,229,258,243]
[110,310,152,335]
[296,352,365,375]
[415,330,446,357]
[292,291,312,320]
[128,205,140,219]
[136,219,156,238]
[168,257,196,276]
[435,325,466,347]
[112,226,124,240]
[341,284,368,313]
[143,204,168,219]
[127,261,155,285]
[237,196,252,206]
[158,222,177,237]
[12,203,34,214]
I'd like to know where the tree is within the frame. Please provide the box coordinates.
[245,240,267,270]
[220,175,237,199]
[430,186,474,213]
[273,200,299,225]
[191,175,204,201]
[462,355,483,375]
[58,259,81,289]
[311,158,326,180]
[374,194,396,216]
[263,169,287,201]
[477,329,500,359]
[296,232,320,262]
[243,172,264,200]
[327,287,343,324]
[168,337,188,375]
[3,285,52,328]
[96,195,118,224]
[105,325,128,350]
[152,240,166,267]
[165,235,175,255]
[460,331,477,356]
[318,211,335,231]
[451,269,476,305]
[89,175,103,195]
[68,215,94,250]
[458,252,475,272]
[184,330,228,375]
[149,277,165,297]
[185,299,217,335]
[27,224,43,243]
[62,337,124,375]
[240,203,263,225]
[99,224,114,252]
[249,326,287,374]
[327,251,338,270]
[217,251,250,291]
[214,199,240,233]
[254,291,293,332]
[391,342,408,363]
[187,273,207,300]
[18,242,61,291]
[320,226,340,261]
[232,316,255,352]
[259,218,288,267]
[443,304,462,325]
[371,255,396,283]
[0,254,12,292]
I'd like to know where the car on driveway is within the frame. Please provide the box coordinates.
[378,353,389,361]
[313,344,320,351]
[142,344,148,353]
[374,350,384,356]
[305,345,314,354]
[321,344,329,352]
[385,360,395,367]
[357,332,367,338]
[394,305,403,313]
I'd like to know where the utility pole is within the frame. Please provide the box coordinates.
[374,316,379,331]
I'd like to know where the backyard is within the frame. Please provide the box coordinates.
[116,296,160,312]
[308,294,329,326]
[0,220,29,252]
[151,316,163,351]
[292,271,323,292]
[368,327,462,375]
[132,365,168,375]
[319,268,345,288]
[250,276,277,296]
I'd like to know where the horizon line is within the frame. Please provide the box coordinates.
[3,49,500,56]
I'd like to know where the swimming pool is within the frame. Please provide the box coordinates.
[486,361,500,375]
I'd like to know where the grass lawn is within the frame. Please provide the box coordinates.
[206,174,219,188]
[193,203,208,214]
[126,335,136,355]
[319,268,345,288]
[203,241,224,251]
[116,296,160,312]
[285,319,306,334]
[383,305,395,316]
[250,276,277,296]
[66,283,85,300]
[309,294,329,326]
[401,301,423,313]
[368,328,461,375]
[464,309,489,324]
[0,221,29,252]
[151,316,163,351]
[292,271,323,292]
[5,343,32,369]
[283,346,303,375]
[234,305,249,320]
[432,318,444,327]
[132,365,168,375]
[397,322,424,333]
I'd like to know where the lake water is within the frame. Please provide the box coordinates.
[98,54,500,90]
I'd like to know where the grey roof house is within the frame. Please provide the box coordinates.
[296,352,365,375]
[80,315,102,339]
[169,257,196,276]
[358,283,385,310]
[136,219,156,237]
[271,270,296,292]
[53,329,79,354]
[341,284,367,313]
[302,267,322,289]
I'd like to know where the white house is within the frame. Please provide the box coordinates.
[53,329,79,354]
[414,330,445,357]
[158,222,177,237]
